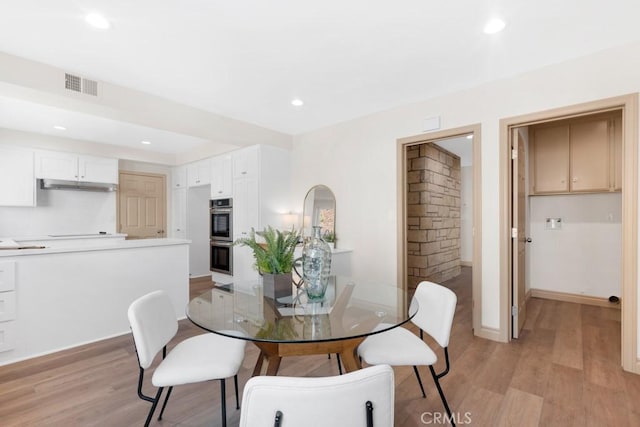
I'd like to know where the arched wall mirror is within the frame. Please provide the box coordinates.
[302,185,336,241]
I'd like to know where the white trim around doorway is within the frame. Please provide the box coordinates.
[499,94,639,373]
[397,124,484,337]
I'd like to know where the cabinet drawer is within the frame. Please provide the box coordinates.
[0,292,16,322]
[0,261,16,292]
[0,320,16,353]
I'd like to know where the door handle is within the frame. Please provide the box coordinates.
[525,237,532,243]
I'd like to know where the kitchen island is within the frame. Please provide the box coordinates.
[0,237,190,366]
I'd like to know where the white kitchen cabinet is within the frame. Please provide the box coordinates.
[171,165,187,189]
[0,261,16,353]
[0,146,35,206]
[187,158,211,187]
[232,145,291,280]
[0,321,16,353]
[211,154,232,199]
[233,175,259,281]
[233,177,260,240]
[0,241,189,365]
[232,145,259,179]
[35,150,118,184]
[171,187,187,239]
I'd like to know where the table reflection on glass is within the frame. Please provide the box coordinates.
[186,276,416,375]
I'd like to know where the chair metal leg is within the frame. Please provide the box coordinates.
[336,353,343,375]
[413,365,427,398]
[429,365,455,427]
[144,387,164,427]
[157,386,173,420]
[220,378,227,427]
[234,374,240,409]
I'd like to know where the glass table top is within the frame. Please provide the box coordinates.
[186,276,417,344]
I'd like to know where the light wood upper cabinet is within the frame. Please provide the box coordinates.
[35,150,118,184]
[529,113,621,195]
[530,124,570,193]
[569,119,610,192]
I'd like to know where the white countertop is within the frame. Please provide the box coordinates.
[2,233,128,242]
[0,237,190,257]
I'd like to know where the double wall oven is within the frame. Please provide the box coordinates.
[210,198,233,274]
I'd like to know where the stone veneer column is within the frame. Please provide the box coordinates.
[406,143,461,288]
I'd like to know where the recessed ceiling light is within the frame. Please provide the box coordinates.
[141,140,151,145]
[291,99,304,107]
[483,18,506,34]
[85,13,111,30]
[53,125,66,131]
[466,135,473,139]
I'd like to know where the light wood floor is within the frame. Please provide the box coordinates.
[2,269,639,426]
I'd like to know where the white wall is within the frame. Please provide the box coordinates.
[460,166,473,264]
[528,193,621,298]
[0,128,176,165]
[291,41,640,332]
[0,136,179,238]
[0,186,116,237]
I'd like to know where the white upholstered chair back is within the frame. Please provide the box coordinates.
[409,281,457,348]
[127,290,179,369]
[239,364,395,427]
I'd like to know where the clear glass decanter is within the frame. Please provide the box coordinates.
[302,226,332,301]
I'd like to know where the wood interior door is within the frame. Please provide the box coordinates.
[118,172,166,239]
[512,128,527,338]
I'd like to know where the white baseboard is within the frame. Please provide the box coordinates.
[475,325,505,342]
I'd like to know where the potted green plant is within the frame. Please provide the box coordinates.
[322,230,336,249]
[235,226,300,299]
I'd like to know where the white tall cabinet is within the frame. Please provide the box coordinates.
[210,154,232,198]
[171,188,187,239]
[169,145,291,282]
[170,165,188,239]
[232,145,291,281]
[0,146,35,207]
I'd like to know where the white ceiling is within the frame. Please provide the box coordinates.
[435,136,474,167]
[0,95,211,154]
[1,0,640,153]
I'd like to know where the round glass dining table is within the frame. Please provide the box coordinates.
[187,276,417,375]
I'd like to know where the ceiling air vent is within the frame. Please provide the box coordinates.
[64,73,99,96]
[82,78,98,96]
[65,73,81,92]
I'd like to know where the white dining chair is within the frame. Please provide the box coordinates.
[357,281,457,426]
[239,364,394,427]
[128,290,246,427]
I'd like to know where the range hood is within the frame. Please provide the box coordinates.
[40,179,118,192]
